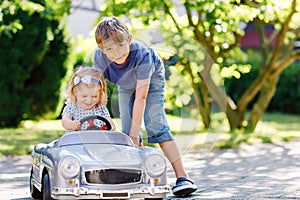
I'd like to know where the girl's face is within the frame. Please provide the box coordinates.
[75,85,100,110]
[101,36,132,65]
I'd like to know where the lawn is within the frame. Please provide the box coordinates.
[0,112,299,156]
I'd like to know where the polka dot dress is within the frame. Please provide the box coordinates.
[62,103,111,131]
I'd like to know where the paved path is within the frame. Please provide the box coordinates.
[180,141,300,199]
[1,141,300,199]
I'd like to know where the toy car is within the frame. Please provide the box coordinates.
[29,115,171,200]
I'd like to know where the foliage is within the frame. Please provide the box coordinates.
[99,0,300,132]
[0,0,71,127]
[225,51,300,115]
[268,61,300,114]
[164,62,199,118]
[224,49,260,106]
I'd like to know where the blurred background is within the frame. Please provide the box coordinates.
[1,0,300,155]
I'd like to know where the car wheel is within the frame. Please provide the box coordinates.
[30,168,42,199]
[43,173,54,200]
[144,198,163,200]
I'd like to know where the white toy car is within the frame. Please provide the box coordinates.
[29,115,171,200]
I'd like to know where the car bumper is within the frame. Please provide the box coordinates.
[52,184,171,199]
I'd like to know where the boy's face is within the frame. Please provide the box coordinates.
[100,35,132,65]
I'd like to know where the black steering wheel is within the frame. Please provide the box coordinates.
[79,115,112,131]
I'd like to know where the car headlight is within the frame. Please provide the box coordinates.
[59,157,80,179]
[145,154,166,177]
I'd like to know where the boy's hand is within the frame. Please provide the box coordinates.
[129,135,140,147]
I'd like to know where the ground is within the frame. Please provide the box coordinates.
[1,141,300,199]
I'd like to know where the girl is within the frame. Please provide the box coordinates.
[62,66,115,131]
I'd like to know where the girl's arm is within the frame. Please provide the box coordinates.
[62,114,81,131]
[129,78,150,146]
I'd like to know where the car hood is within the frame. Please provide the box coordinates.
[57,144,142,167]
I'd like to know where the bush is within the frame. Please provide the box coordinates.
[268,61,300,114]
[225,50,300,114]
[0,0,71,127]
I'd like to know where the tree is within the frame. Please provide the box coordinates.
[237,0,300,130]
[0,0,71,127]
[99,0,300,132]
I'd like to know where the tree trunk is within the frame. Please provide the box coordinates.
[247,74,280,131]
[226,106,244,130]
[186,61,211,128]
[198,80,211,128]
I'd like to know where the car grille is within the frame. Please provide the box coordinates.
[85,169,142,184]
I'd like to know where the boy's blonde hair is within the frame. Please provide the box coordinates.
[68,66,107,105]
[95,16,131,49]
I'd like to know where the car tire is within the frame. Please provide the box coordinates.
[43,173,54,200]
[30,168,42,199]
[144,198,163,200]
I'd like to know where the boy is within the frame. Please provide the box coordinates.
[94,16,197,196]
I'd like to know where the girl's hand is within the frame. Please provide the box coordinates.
[72,120,81,130]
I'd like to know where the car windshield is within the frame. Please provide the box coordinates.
[57,131,134,147]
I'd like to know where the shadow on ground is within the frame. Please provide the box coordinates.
[1,142,300,199]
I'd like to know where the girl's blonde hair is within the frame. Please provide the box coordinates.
[95,16,131,49]
[68,66,107,105]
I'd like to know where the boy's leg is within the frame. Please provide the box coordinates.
[159,140,187,178]
[144,82,197,196]
[159,140,197,196]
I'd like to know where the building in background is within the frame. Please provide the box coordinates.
[67,0,102,38]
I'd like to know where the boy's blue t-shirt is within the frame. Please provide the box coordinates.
[94,39,165,90]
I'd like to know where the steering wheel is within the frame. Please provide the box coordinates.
[79,115,112,131]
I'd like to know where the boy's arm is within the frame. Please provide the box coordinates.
[107,117,116,131]
[129,78,150,145]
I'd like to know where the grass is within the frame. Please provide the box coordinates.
[0,112,299,156]
[0,121,65,156]
[214,112,300,149]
